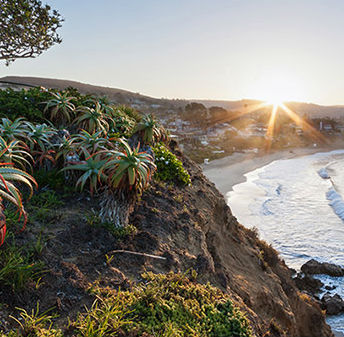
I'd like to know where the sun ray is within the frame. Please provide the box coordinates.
[226,102,268,122]
[265,103,278,152]
[279,103,325,142]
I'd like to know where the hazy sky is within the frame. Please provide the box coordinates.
[2,0,344,105]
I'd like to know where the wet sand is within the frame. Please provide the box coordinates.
[202,143,344,195]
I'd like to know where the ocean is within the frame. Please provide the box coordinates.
[227,149,344,333]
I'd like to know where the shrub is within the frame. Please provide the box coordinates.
[76,271,252,337]
[153,143,191,186]
[0,88,51,123]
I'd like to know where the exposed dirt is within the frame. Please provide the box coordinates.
[0,147,334,337]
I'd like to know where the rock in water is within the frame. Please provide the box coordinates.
[294,272,323,295]
[321,293,344,315]
[301,259,344,277]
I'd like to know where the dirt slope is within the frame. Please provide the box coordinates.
[0,146,333,336]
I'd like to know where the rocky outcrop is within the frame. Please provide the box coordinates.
[294,272,323,295]
[301,259,344,277]
[321,293,344,315]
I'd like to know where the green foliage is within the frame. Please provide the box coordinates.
[9,304,62,337]
[0,117,28,141]
[44,91,75,125]
[71,129,109,153]
[153,143,191,186]
[32,168,69,192]
[0,238,44,291]
[77,272,252,337]
[74,102,111,134]
[62,149,107,195]
[100,139,156,193]
[0,136,33,170]
[0,0,63,65]
[29,190,63,209]
[0,88,50,122]
[109,109,136,136]
[132,114,167,145]
[0,158,38,245]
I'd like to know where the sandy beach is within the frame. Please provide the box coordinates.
[202,142,344,195]
[203,143,344,337]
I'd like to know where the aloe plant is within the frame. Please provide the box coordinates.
[55,136,76,161]
[0,162,37,246]
[0,137,33,170]
[62,149,107,195]
[74,102,112,134]
[109,109,135,136]
[44,91,76,124]
[99,139,156,227]
[132,114,167,145]
[32,148,56,169]
[0,117,28,141]
[25,122,57,151]
[71,129,109,153]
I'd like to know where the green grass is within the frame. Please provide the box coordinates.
[5,304,62,337]
[29,190,64,209]
[0,238,45,291]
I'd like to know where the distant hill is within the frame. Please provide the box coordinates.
[1,76,344,120]
[194,99,344,120]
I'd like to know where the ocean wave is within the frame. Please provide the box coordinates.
[327,187,344,222]
[261,198,274,215]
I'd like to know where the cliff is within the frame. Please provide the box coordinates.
[126,146,334,337]
[0,143,333,336]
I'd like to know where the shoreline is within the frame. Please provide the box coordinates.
[202,143,344,337]
[202,142,344,195]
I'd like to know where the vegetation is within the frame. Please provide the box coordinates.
[2,272,252,337]
[132,113,167,145]
[97,139,156,226]
[0,85,190,244]
[153,143,191,186]
[44,91,75,124]
[0,87,50,122]
[0,86,256,337]
[0,0,63,65]
[0,236,44,291]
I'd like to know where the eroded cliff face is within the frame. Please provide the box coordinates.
[123,150,333,337]
[0,148,333,337]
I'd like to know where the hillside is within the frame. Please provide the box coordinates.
[0,83,335,336]
[0,144,334,337]
[2,76,344,120]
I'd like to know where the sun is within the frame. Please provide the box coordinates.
[264,97,284,107]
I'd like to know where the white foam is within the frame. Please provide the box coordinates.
[327,187,344,221]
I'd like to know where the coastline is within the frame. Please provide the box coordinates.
[202,142,344,195]
[202,143,344,337]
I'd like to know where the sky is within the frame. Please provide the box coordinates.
[2,0,344,105]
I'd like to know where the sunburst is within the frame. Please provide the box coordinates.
[263,100,324,152]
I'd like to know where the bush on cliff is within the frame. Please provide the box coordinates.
[153,143,191,186]
[3,272,252,337]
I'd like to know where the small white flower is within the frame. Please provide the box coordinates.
[165,161,169,164]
